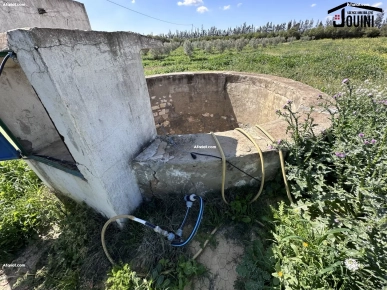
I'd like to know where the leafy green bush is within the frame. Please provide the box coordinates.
[105,257,206,290]
[269,80,387,289]
[106,264,154,290]
[271,201,387,289]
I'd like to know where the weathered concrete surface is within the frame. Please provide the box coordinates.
[135,72,330,197]
[0,47,71,159]
[0,0,91,33]
[187,229,244,290]
[146,72,327,136]
[133,130,282,198]
[3,28,162,218]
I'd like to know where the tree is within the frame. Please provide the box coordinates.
[183,40,193,57]
[375,12,385,29]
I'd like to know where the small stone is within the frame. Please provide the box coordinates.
[167,102,171,106]
[160,103,166,108]
[165,109,169,113]
[210,114,214,117]
[153,112,158,117]
[151,96,156,99]
[202,113,210,117]
[221,116,227,120]
[160,109,166,115]
[162,114,168,120]
[151,105,159,110]
[163,121,170,126]
[231,117,235,121]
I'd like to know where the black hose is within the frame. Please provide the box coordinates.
[190,152,261,183]
[0,52,14,76]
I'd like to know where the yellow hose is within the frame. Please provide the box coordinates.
[234,128,265,204]
[211,132,228,204]
[102,126,293,267]
[101,215,135,265]
[192,226,220,260]
[255,125,294,204]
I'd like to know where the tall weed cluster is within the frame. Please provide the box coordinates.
[237,80,387,289]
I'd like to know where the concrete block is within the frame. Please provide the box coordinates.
[4,28,162,218]
[0,0,91,33]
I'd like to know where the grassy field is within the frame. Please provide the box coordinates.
[1,37,387,289]
[142,38,387,95]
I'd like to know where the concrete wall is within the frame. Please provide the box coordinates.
[0,0,91,33]
[146,72,322,135]
[136,72,331,197]
[3,28,162,218]
[133,131,282,198]
[0,48,71,159]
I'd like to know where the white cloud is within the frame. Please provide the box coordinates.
[372,2,383,7]
[223,5,230,10]
[311,3,316,7]
[177,0,203,6]
[197,5,209,13]
[131,0,135,3]
[237,3,242,7]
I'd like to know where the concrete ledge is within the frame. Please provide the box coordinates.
[134,72,331,197]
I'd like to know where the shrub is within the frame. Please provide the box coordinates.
[183,40,193,57]
[235,38,247,51]
[214,39,226,53]
[271,201,387,289]
[271,81,387,289]
[204,41,213,53]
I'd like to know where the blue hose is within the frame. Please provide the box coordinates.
[171,196,204,247]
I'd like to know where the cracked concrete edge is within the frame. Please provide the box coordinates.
[5,28,163,54]
[133,132,284,198]
[0,33,9,52]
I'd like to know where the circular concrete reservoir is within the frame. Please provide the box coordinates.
[133,72,331,198]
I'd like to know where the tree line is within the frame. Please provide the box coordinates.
[149,13,387,42]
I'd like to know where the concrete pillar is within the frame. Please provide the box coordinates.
[0,0,91,33]
[1,28,162,218]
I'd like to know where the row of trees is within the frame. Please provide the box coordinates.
[149,13,387,42]
[144,36,309,59]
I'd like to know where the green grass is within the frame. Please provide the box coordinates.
[142,38,387,95]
